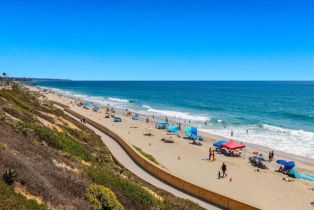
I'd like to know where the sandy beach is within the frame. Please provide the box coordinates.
[27,85,314,210]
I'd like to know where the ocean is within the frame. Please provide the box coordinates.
[34,81,314,159]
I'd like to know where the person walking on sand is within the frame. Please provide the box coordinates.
[268,151,272,161]
[269,151,274,161]
[146,117,149,124]
[221,162,227,177]
[209,148,212,160]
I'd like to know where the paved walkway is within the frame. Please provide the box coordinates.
[66,111,220,210]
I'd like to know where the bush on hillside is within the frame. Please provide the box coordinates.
[85,184,124,210]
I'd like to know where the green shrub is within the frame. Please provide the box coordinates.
[133,145,159,165]
[85,167,158,209]
[0,90,32,111]
[2,169,17,185]
[85,184,124,210]
[0,180,48,210]
[33,125,93,161]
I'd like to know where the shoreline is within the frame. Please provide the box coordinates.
[26,84,314,210]
[30,84,314,167]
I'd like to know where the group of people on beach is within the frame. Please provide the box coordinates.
[208,148,216,161]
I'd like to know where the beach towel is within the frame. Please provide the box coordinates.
[300,174,314,181]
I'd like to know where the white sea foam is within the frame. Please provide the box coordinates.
[261,124,314,138]
[39,86,126,107]
[142,105,152,109]
[108,97,129,103]
[200,124,314,159]
[142,105,209,122]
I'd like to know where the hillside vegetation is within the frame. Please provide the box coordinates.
[0,85,204,210]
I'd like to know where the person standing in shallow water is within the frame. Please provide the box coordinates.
[221,162,227,177]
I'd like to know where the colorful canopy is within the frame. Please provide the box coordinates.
[276,160,295,170]
[185,127,201,140]
[167,125,180,132]
[213,140,227,148]
[222,141,245,150]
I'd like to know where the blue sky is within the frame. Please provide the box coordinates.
[0,0,314,80]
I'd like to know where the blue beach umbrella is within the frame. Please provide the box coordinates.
[276,160,295,170]
[167,125,180,133]
[191,127,197,135]
[213,140,227,148]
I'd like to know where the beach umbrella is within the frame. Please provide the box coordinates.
[276,160,295,169]
[285,161,296,169]
[191,127,197,135]
[213,140,227,148]
[276,160,287,166]
[167,125,180,133]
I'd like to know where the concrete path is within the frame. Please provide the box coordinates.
[66,111,221,210]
